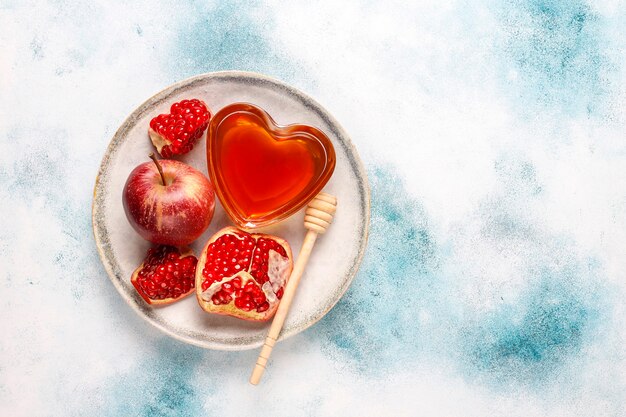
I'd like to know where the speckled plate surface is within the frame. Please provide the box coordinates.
[92,71,369,350]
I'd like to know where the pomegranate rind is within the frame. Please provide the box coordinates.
[131,246,196,306]
[195,226,293,321]
[198,271,270,321]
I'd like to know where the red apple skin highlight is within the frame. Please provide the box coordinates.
[123,159,215,246]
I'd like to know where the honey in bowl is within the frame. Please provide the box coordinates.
[207,103,336,228]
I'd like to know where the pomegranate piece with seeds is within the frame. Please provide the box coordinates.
[149,99,211,157]
[195,227,293,321]
[131,245,197,305]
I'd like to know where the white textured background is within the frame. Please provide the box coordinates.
[1,1,625,416]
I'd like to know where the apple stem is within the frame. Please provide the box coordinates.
[149,153,167,186]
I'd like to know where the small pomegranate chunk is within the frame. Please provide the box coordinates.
[131,245,197,305]
[149,99,211,157]
[195,227,293,321]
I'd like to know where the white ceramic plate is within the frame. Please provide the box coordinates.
[92,71,370,350]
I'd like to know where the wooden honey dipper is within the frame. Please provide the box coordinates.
[250,192,337,385]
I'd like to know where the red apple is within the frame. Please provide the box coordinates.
[123,154,215,245]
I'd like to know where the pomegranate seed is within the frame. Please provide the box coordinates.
[149,99,210,157]
[199,229,292,318]
[133,246,197,304]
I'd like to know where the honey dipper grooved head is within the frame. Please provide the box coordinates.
[304,193,337,234]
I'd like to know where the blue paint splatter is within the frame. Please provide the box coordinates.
[311,165,439,371]
[7,130,69,204]
[464,257,608,388]
[312,160,616,394]
[479,154,543,242]
[497,0,617,117]
[1,128,97,299]
[30,37,44,60]
[107,340,205,417]
[458,155,613,387]
[170,0,305,83]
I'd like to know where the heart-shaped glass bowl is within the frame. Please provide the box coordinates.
[207,103,336,229]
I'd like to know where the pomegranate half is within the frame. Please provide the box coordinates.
[195,227,293,321]
[131,245,197,305]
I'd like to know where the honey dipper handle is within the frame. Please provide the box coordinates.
[250,193,337,385]
[250,229,318,385]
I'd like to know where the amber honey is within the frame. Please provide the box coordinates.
[207,103,336,228]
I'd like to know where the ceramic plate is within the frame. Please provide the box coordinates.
[92,71,370,350]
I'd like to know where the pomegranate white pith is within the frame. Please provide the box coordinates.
[195,227,293,321]
[131,245,197,306]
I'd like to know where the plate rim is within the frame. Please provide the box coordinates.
[92,70,370,350]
